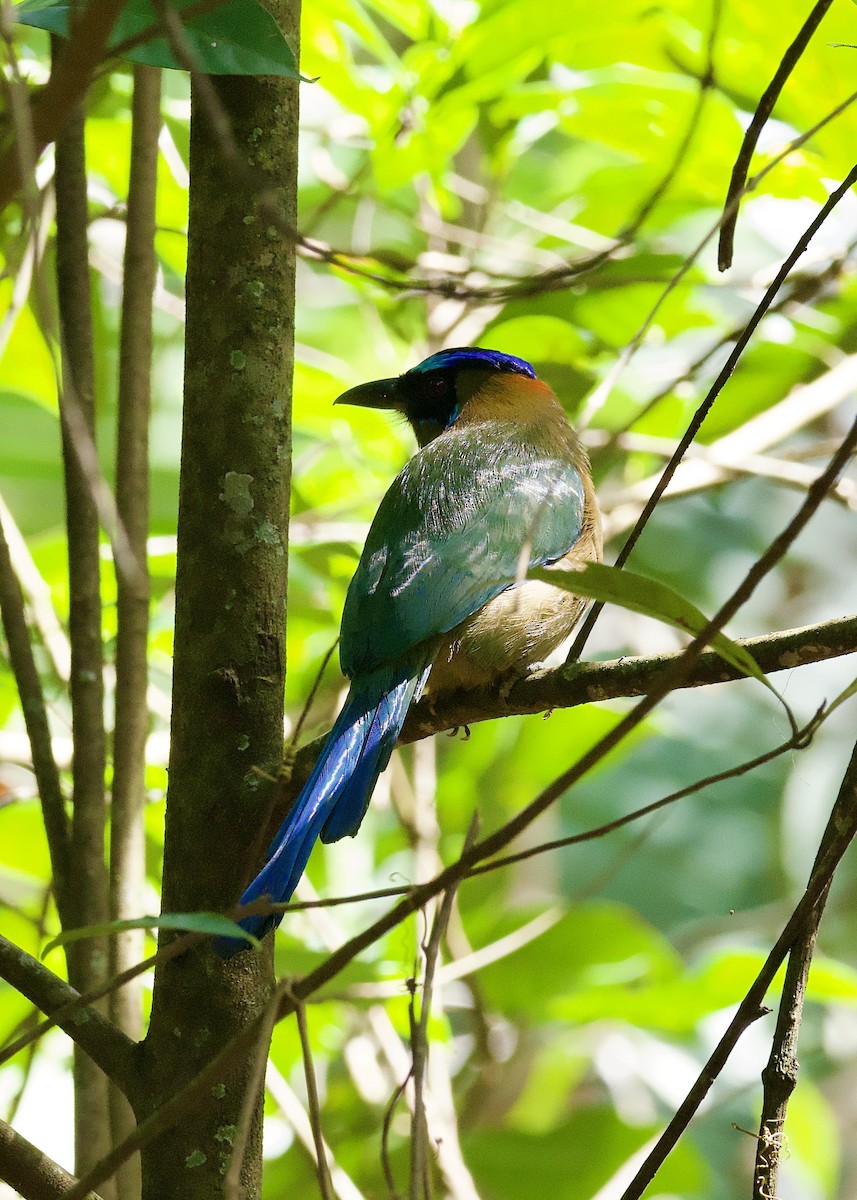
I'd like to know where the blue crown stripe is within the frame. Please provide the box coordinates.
[407,347,536,379]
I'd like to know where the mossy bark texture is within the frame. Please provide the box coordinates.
[139,6,300,1195]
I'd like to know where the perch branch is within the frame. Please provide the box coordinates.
[247,612,857,855]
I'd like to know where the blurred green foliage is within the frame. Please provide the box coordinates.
[3,0,857,1196]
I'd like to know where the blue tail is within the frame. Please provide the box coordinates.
[217,657,430,956]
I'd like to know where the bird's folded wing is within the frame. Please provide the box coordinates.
[341,429,585,674]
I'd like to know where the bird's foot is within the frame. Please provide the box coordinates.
[448,724,471,740]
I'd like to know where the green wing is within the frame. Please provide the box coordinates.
[341,427,586,675]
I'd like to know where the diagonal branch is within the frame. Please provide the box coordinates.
[0,1117,103,1200]
[0,936,139,1100]
[718,0,836,269]
[603,350,857,538]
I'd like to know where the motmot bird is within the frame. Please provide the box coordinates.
[222,347,601,953]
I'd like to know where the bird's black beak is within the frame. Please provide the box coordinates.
[334,377,402,411]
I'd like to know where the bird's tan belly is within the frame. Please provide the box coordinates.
[427,567,587,693]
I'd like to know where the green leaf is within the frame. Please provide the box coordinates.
[41,912,259,957]
[530,561,775,691]
[14,0,305,77]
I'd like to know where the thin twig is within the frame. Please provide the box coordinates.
[604,248,852,445]
[595,431,857,511]
[293,996,335,1200]
[381,1070,410,1200]
[265,1061,368,1200]
[718,0,836,270]
[469,708,822,878]
[410,817,479,1200]
[290,639,340,750]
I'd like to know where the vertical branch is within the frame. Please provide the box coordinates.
[410,817,478,1200]
[265,1062,367,1200]
[293,1001,334,1200]
[110,62,162,1200]
[52,39,112,1191]
[408,738,440,1200]
[752,736,857,1197]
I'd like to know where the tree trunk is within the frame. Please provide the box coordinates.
[138,7,300,1193]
